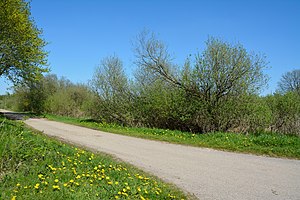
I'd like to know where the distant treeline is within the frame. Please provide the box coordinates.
[1,33,299,135]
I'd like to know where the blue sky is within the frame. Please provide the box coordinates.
[1,0,299,95]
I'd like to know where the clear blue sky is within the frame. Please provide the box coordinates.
[1,0,299,95]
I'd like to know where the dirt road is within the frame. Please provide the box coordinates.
[19,117,300,199]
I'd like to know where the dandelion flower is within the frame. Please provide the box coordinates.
[54,179,59,183]
[11,196,17,200]
[140,196,146,200]
[52,185,60,190]
[34,184,40,189]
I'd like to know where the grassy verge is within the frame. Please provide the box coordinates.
[46,114,300,159]
[0,116,188,200]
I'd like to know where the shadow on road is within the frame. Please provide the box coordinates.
[0,110,39,120]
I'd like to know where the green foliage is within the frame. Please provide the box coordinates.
[0,93,16,110]
[0,0,48,84]
[90,55,134,125]
[266,92,300,135]
[45,84,93,117]
[13,81,47,114]
[134,32,269,133]
[10,74,93,117]
[4,30,299,136]
[0,117,187,199]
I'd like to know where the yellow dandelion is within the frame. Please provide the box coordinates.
[52,185,60,190]
[16,183,21,187]
[63,183,68,187]
[54,179,59,183]
[69,179,74,183]
[115,181,119,185]
[122,192,128,197]
[140,196,146,200]
[34,183,40,189]
[115,195,119,199]
[11,196,17,200]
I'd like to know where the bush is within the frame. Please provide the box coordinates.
[266,92,300,135]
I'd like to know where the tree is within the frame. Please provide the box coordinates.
[90,55,134,125]
[277,69,300,95]
[0,0,48,84]
[134,31,269,132]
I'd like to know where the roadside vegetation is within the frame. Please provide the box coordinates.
[46,114,300,159]
[0,116,188,200]
[1,31,299,160]
[2,34,299,136]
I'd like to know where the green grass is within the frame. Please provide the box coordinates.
[0,116,188,200]
[46,114,300,159]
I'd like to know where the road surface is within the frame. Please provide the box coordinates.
[2,110,299,200]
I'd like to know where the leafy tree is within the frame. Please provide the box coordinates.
[277,69,300,95]
[0,0,48,84]
[134,32,269,132]
[90,55,134,125]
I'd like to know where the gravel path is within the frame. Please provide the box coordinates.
[16,116,300,200]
